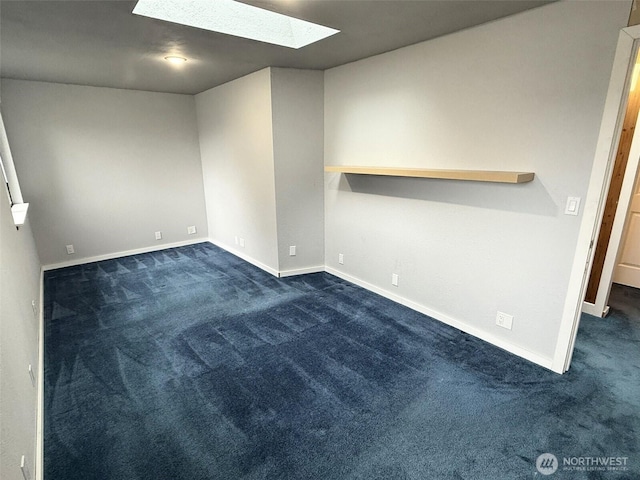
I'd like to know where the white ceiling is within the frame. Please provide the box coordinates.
[0,0,552,95]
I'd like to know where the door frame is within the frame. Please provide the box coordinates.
[588,91,640,312]
[552,25,640,373]
[583,42,640,319]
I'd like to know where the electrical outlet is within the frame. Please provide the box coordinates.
[239,238,245,248]
[65,244,75,255]
[338,253,344,265]
[187,226,197,235]
[28,364,35,387]
[289,246,296,256]
[234,236,239,245]
[391,273,399,286]
[21,455,31,480]
[496,311,513,330]
[155,231,162,240]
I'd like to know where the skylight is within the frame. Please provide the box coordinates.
[132,0,340,49]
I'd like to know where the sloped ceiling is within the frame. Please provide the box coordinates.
[1,0,552,94]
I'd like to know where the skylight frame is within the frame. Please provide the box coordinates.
[132,0,340,49]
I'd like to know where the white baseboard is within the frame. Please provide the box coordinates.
[42,238,321,279]
[325,266,555,372]
[208,241,323,278]
[582,301,609,317]
[279,265,325,278]
[42,238,209,271]
[208,239,280,277]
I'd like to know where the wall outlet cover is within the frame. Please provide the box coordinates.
[496,311,514,330]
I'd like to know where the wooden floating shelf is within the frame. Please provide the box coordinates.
[324,166,535,184]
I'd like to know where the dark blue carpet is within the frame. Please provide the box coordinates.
[44,243,640,479]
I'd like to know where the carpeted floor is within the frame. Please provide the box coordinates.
[43,242,640,479]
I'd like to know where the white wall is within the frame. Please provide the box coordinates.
[271,68,325,274]
[324,0,630,366]
[0,80,208,267]
[0,173,41,480]
[0,8,41,479]
[196,69,279,272]
[196,68,325,276]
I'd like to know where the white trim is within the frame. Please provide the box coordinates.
[325,266,555,372]
[0,110,25,204]
[613,263,640,286]
[208,239,280,277]
[581,301,607,317]
[553,25,640,373]
[36,268,44,480]
[278,265,325,278]
[42,238,208,270]
[41,237,318,279]
[589,27,640,317]
[590,30,640,318]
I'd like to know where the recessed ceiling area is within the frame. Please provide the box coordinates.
[0,0,552,95]
[133,0,340,49]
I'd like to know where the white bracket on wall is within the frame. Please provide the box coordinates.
[11,202,29,228]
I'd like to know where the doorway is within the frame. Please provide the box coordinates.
[553,25,640,373]
[584,53,640,315]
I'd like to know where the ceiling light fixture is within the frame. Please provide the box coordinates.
[133,0,340,49]
[164,55,187,64]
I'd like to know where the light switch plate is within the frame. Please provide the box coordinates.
[564,197,581,216]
